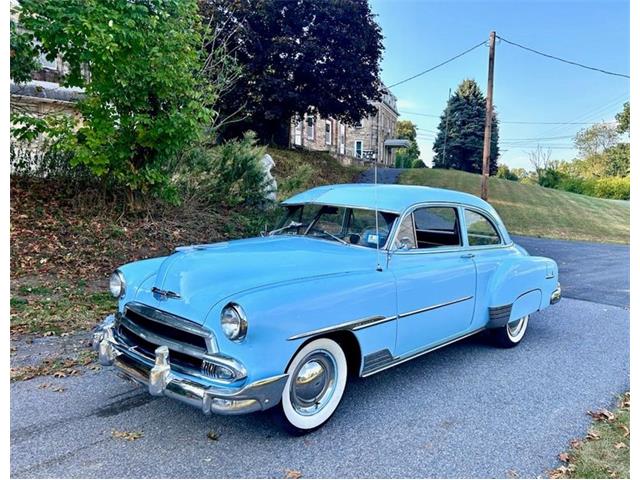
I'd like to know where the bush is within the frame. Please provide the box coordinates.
[592,177,630,200]
[173,132,270,208]
[10,143,99,189]
[496,164,519,181]
[411,158,426,168]
[278,163,315,198]
[537,168,567,189]
[556,176,629,200]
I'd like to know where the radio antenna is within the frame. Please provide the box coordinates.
[374,159,382,272]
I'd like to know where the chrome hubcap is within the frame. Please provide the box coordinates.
[507,316,527,339]
[290,350,337,416]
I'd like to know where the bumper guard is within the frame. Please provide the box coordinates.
[93,315,288,415]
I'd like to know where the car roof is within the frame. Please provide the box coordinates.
[282,183,496,215]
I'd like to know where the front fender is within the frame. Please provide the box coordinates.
[203,270,397,384]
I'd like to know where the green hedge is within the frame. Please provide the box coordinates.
[558,176,629,200]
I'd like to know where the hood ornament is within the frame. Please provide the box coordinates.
[152,287,181,300]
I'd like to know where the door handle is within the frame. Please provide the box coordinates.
[460,253,475,259]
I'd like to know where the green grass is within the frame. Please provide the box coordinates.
[269,147,364,200]
[551,393,630,479]
[10,280,115,335]
[400,169,629,244]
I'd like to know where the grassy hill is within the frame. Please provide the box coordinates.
[400,168,629,244]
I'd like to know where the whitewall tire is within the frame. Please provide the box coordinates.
[489,315,529,348]
[274,338,348,435]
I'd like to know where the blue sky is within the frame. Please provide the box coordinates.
[370,0,630,169]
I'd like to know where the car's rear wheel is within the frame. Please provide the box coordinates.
[273,337,348,435]
[489,314,529,348]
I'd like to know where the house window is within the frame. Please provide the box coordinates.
[354,140,363,158]
[293,119,303,145]
[306,117,315,140]
[325,120,332,145]
[339,124,346,155]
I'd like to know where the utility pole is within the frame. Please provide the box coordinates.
[442,87,452,163]
[480,31,496,201]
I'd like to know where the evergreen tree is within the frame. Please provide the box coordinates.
[432,79,499,174]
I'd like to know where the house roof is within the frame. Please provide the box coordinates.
[282,183,498,215]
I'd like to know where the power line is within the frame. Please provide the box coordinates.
[401,110,616,125]
[388,40,487,88]
[497,35,630,79]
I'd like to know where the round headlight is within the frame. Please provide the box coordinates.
[109,270,126,298]
[220,303,248,342]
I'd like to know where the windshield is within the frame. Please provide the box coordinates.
[271,205,398,248]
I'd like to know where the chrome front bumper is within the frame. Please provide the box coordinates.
[93,315,288,415]
[550,283,562,305]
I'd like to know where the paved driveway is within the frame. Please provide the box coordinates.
[10,238,629,478]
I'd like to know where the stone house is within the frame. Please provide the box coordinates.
[10,5,83,145]
[289,87,408,166]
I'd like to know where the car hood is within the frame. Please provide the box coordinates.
[132,236,379,325]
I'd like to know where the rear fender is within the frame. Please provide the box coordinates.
[486,256,557,327]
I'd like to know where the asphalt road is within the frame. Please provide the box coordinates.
[10,237,629,478]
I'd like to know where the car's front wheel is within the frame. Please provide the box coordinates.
[273,337,348,435]
[489,314,529,348]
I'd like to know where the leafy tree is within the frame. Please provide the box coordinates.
[432,79,499,174]
[10,18,40,84]
[616,101,630,134]
[395,120,420,168]
[11,0,211,200]
[496,164,519,181]
[199,0,384,144]
[574,123,619,158]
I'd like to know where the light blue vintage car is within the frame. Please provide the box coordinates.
[94,184,561,433]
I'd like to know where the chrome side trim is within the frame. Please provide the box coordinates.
[397,295,473,318]
[287,296,474,341]
[361,327,485,377]
[287,314,396,341]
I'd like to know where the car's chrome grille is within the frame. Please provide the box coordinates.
[115,302,219,379]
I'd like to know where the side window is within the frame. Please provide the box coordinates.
[413,207,461,248]
[394,214,416,249]
[464,210,501,246]
[395,207,461,249]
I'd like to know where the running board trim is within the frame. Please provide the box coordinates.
[360,327,485,378]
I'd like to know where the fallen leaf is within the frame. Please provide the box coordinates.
[111,430,143,441]
[586,430,600,441]
[51,386,65,393]
[506,469,519,478]
[586,409,615,421]
[53,371,66,378]
[284,469,302,479]
[558,452,570,463]
[614,442,627,449]
[619,425,630,437]
[549,466,570,479]
[569,439,583,449]
[207,431,220,441]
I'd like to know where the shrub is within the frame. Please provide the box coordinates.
[537,168,568,189]
[592,177,630,200]
[496,164,519,181]
[278,163,315,198]
[173,132,270,208]
[411,158,426,168]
